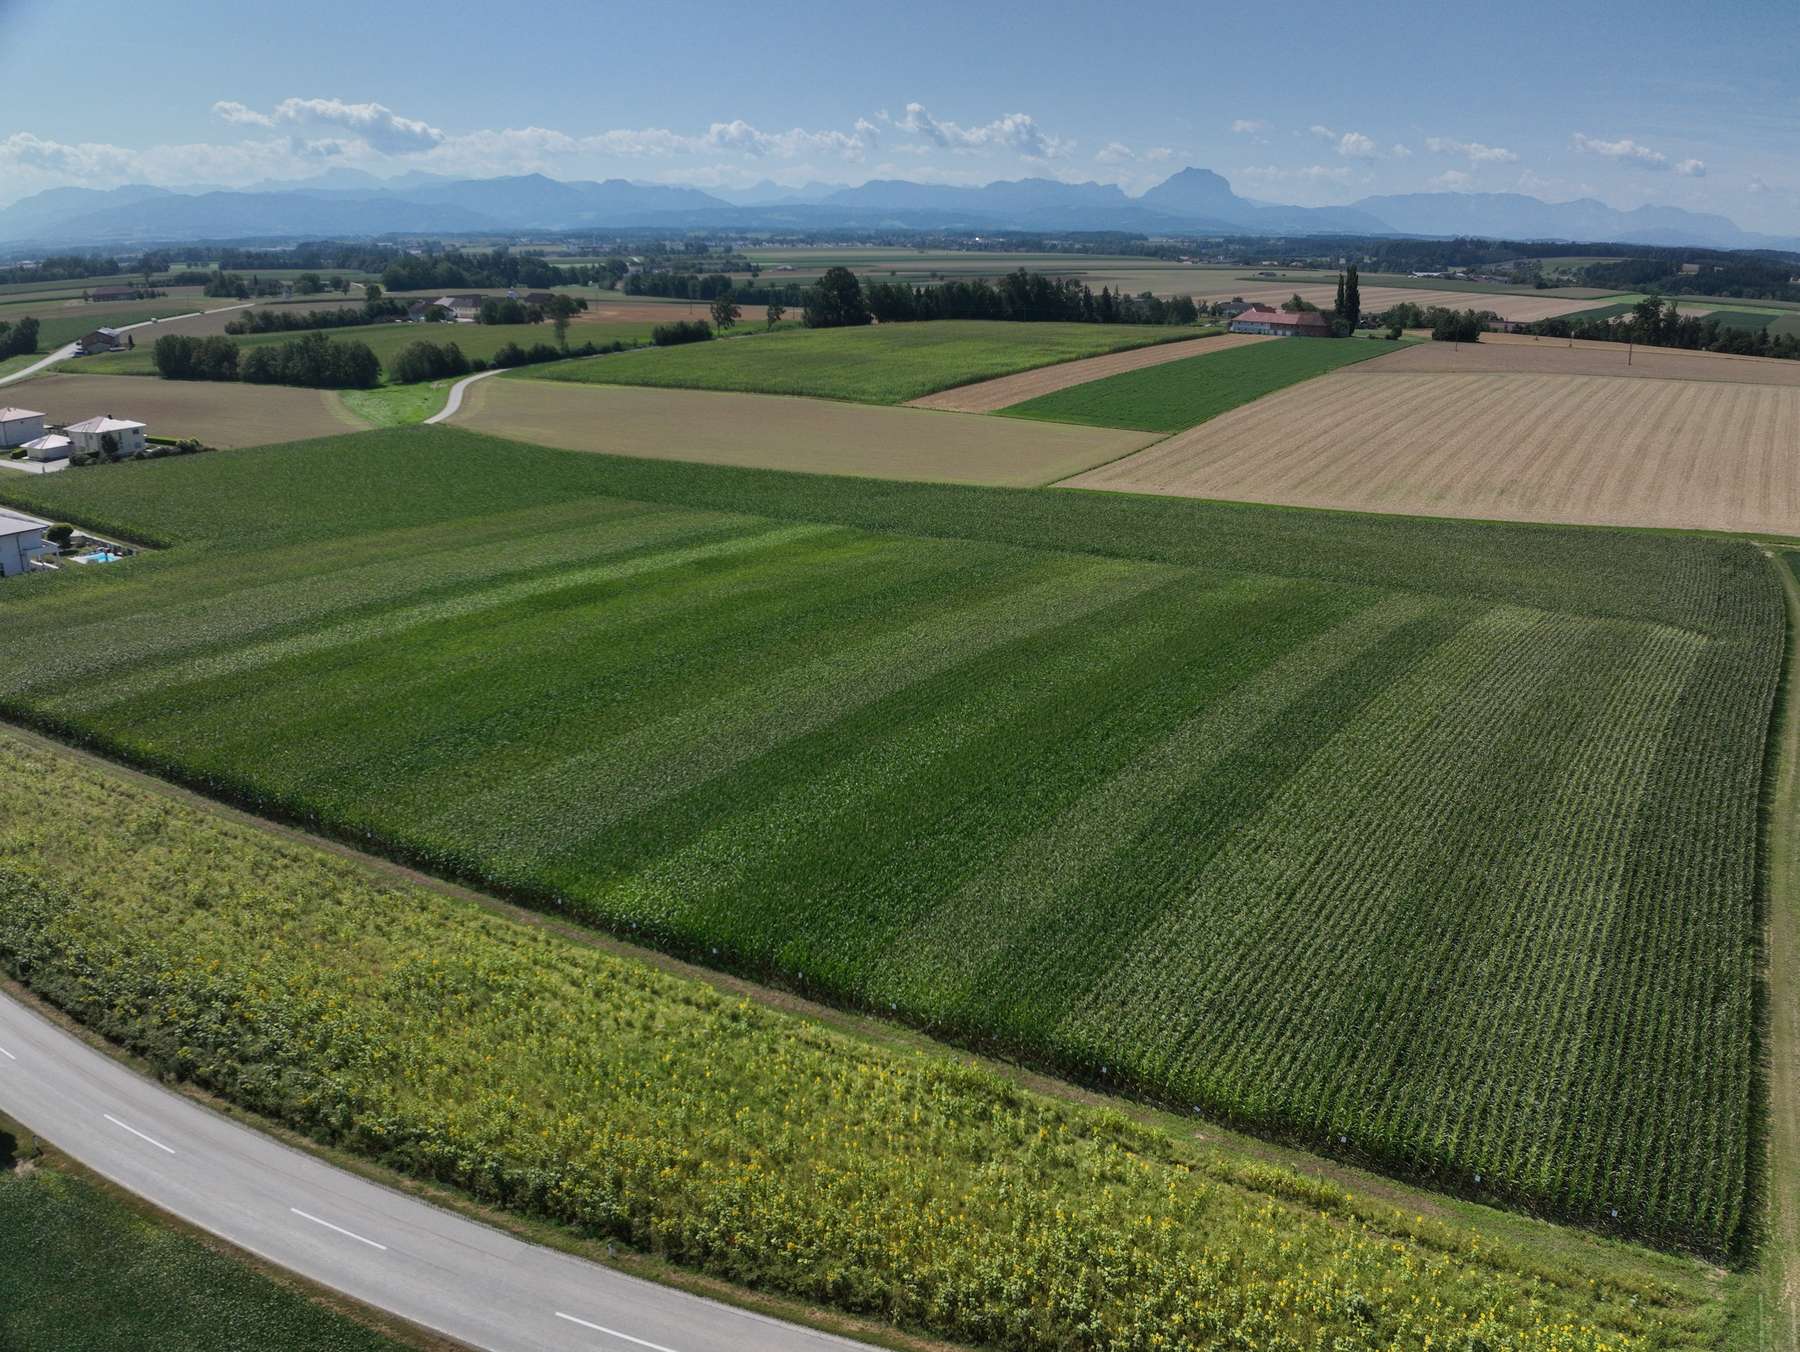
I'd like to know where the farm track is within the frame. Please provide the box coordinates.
[905,332,1271,412]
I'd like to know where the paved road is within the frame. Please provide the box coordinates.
[0,301,256,388]
[425,367,501,423]
[0,991,866,1352]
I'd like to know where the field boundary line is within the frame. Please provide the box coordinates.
[1755,546,1800,1350]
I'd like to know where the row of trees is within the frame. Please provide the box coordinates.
[1528,294,1800,360]
[155,331,381,388]
[380,249,568,293]
[795,267,1206,330]
[0,256,124,286]
[226,294,401,334]
[0,317,39,360]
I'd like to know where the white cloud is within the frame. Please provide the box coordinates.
[1391,143,1412,159]
[1335,131,1378,159]
[1430,169,1474,189]
[1308,124,1335,140]
[888,103,1068,159]
[1748,175,1770,194]
[1095,141,1175,165]
[1426,136,1518,164]
[1571,132,1668,168]
[265,98,445,154]
[1238,163,1353,186]
[698,119,872,160]
[211,100,273,128]
[1231,119,1268,134]
[1674,158,1706,177]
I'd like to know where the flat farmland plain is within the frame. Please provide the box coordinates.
[0,426,1779,1252]
[6,372,368,447]
[452,377,1157,485]
[1063,364,1800,535]
[1391,331,1800,383]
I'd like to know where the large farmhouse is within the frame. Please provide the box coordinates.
[66,414,148,457]
[1228,305,1332,337]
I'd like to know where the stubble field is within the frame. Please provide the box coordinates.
[0,426,1779,1253]
[1063,364,1800,535]
[452,377,1158,485]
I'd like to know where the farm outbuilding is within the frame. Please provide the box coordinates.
[1228,305,1332,337]
[22,434,72,462]
[75,327,126,354]
[0,406,46,448]
[0,507,51,577]
[66,414,148,457]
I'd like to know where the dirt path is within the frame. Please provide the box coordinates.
[905,332,1272,412]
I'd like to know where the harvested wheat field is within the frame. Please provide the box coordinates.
[1063,367,1800,535]
[1377,332,1800,385]
[453,376,1158,485]
[8,373,369,448]
[907,332,1273,412]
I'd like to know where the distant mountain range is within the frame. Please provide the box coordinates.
[0,166,1790,252]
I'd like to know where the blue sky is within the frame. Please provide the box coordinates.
[2,0,1795,229]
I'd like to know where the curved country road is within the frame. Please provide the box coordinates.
[0,301,258,387]
[0,990,866,1352]
[424,367,501,423]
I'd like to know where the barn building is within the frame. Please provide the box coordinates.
[1228,305,1333,337]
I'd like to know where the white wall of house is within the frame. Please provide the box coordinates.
[71,423,148,456]
[0,525,47,577]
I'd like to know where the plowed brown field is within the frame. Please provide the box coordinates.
[7,373,368,447]
[905,332,1273,412]
[1063,367,1800,536]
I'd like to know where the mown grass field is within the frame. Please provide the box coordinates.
[530,320,1196,404]
[0,729,1732,1352]
[0,1119,401,1351]
[0,428,1780,1254]
[1000,336,1399,432]
[69,318,657,380]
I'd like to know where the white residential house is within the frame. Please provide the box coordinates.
[67,414,148,457]
[0,406,46,448]
[0,507,51,577]
[22,434,73,462]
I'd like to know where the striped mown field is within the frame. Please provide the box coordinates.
[0,427,1780,1251]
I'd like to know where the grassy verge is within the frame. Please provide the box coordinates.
[0,728,1730,1352]
[0,1110,411,1351]
[336,382,451,428]
[999,336,1399,432]
[528,320,1202,404]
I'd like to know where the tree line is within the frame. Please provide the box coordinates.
[1528,294,1800,360]
[225,293,401,334]
[155,331,381,388]
[0,317,40,360]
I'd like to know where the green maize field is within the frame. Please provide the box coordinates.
[0,427,1780,1252]
[0,729,1730,1352]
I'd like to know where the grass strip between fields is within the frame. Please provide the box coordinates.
[998,336,1403,433]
